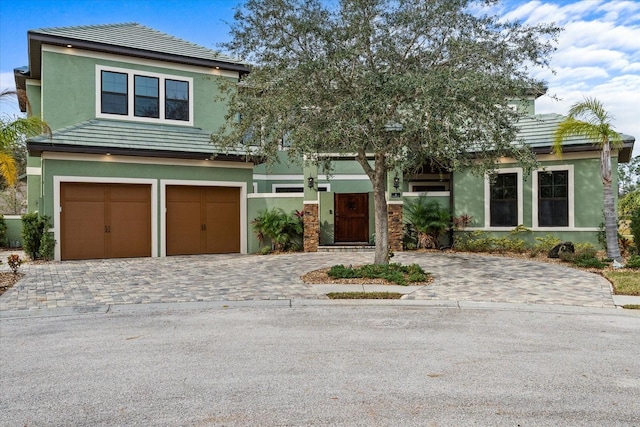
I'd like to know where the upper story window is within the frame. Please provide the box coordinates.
[134,75,159,118]
[97,66,193,125]
[101,71,128,115]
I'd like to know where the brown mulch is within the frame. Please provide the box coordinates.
[0,272,24,296]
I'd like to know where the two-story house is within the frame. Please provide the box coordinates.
[16,23,636,260]
[15,23,255,260]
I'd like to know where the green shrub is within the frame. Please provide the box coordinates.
[455,230,493,252]
[626,255,640,269]
[252,208,303,252]
[328,263,428,286]
[0,214,7,247]
[560,246,606,269]
[631,207,640,254]
[39,231,56,261]
[21,213,51,260]
[404,198,449,249]
[532,235,562,256]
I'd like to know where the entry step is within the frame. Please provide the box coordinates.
[318,245,375,252]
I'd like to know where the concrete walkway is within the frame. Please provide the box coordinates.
[0,251,622,312]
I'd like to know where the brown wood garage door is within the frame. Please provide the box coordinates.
[166,186,240,255]
[61,183,151,260]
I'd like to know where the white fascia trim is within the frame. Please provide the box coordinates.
[42,152,254,169]
[53,176,159,261]
[247,193,303,199]
[484,167,524,229]
[532,164,575,229]
[253,173,369,181]
[403,191,450,197]
[96,64,194,126]
[3,215,22,220]
[387,201,404,205]
[44,45,239,78]
[160,179,248,257]
[26,167,42,175]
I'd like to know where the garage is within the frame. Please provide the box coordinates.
[60,183,152,260]
[166,186,240,255]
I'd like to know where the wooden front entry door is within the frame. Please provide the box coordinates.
[334,193,369,243]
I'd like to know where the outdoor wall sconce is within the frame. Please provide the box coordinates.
[393,175,400,190]
[308,176,315,189]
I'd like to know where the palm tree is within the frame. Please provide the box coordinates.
[553,97,623,262]
[0,88,51,186]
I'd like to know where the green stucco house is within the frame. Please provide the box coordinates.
[15,23,635,260]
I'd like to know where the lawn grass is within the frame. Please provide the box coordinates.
[327,292,403,299]
[603,271,640,296]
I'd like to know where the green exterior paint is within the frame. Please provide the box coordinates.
[25,83,41,118]
[40,50,235,132]
[2,216,24,247]
[452,155,610,243]
[319,191,334,245]
[41,157,253,256]
[247,196,303,253]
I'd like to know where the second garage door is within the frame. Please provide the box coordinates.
[166,186,240,255]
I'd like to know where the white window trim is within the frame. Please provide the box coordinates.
[484,167,523,230]
[96,65,194,126]
[532,165,575,230]
[271,183,330,193]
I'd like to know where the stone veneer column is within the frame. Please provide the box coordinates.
[387,203,403,252]
[303,203,319,252]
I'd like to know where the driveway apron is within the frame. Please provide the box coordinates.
[0,252,615,311]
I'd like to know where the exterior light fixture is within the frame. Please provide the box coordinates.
[393,175,400,190]
[307,176,315,189]
[66,44,73,48]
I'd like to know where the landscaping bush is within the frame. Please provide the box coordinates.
[532,235,562,256]
[252,208,303,252]
[631,207,640,254]
[39,231,56,261]
[559,244,606,269]
[404,198,449,249]
[328,263,429,286]
[0,214,7,247]
[626,255,640,269]
[21,213,51,260]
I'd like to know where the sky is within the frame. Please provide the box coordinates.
[0,0,638,156]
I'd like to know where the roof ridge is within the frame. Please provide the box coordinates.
[31,22,139,33]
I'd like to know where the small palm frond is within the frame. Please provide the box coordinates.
[553,97,624,155]
[0,152,18,186]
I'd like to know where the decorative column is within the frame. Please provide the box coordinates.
[387,203,403,252]
[387,168,403,252]
[303,203,319,252]
[303,160,319,252]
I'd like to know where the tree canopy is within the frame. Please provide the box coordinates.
[213,0,560,263]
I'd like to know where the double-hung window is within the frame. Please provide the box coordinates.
[134,75,159,118]
[101,71,128,115]
[97,66,193,125]
[538,170,569,227]
[490,173,518,227]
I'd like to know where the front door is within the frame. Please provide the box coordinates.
[334,193,369,243]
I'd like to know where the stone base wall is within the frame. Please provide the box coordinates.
[303,203,319,252]
[387,203,403,252]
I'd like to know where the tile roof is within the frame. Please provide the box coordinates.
[515,113,635,149]
[30,23,245,66]
[27,119,257,162]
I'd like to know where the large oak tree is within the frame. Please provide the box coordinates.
[213,0,560,264]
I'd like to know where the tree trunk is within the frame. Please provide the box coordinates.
[372,161,389,265]
[601,141,622,261]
